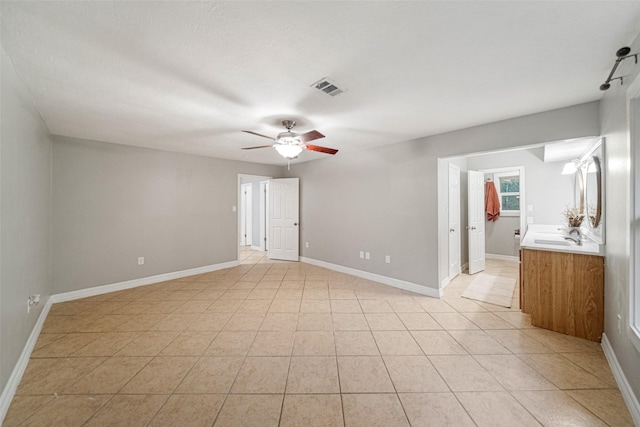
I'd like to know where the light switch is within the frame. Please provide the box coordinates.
[365,252,371,260]
[232,206,237,212]
[359,251,364,259]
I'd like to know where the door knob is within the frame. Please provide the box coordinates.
[294,223,298,226]
[449,228,455,233]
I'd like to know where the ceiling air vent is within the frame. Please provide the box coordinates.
[311,77,347,97]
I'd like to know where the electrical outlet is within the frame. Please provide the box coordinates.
[527,216,534,224]
[138,257,145,265]
[617,314,622,334]
[359,251,364,259]
[527,204,534,212]
[232,206,237,212]
[385,255,391,264]
[305,242,309,248]
[27,294,41,314]
[365,252,370,260]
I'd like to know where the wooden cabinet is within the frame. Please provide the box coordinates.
[520,248,604,342]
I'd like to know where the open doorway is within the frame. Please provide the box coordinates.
[437,141,593,292]
[238,174,272,261]
[476,166,526,263]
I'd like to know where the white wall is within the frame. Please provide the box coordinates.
[53,136,282,293]
[288,102,599,291]
[599,32,640,411]
[0,47,52,391]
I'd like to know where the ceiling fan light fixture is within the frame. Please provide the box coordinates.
[276,131,299,144]
[274,144,303,159]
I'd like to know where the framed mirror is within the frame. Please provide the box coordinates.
[585,156,602,228]
[574,167,585,216]
[581,138,605,244]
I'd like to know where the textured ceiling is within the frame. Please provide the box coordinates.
[2,2,640,165]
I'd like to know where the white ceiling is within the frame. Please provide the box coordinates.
[2,2,640,166]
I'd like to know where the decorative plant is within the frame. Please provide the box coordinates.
[563,205,584,227]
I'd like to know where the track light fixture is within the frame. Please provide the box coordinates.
[600,47,637,91]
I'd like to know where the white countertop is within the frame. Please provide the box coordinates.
[520,224,602,256]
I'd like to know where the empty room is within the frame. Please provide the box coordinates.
[2,1,640,426]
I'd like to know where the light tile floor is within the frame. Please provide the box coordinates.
[3,249,634,426]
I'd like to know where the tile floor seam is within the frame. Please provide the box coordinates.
[559,389,616,426]
[330,330,347,427]
[77,394,117,427]
[447,391,480,426]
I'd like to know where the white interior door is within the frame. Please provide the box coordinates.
[259,180,269,251]
[268,178,299,261]
[468,170,485,274]
[240,183,252,246]
[448,164,461,279]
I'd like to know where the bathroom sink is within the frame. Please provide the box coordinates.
[534,238,571,246]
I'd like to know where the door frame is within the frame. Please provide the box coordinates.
[448,163,461,280]
[237,174,272,261]
[240,183,252,247]
[259,180,269,251]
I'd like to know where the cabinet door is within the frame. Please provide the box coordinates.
[521,249,604,342]
[519,250,524,311]
[572,254,604,341]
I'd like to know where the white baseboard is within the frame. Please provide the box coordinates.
[0,297,53,424]
[52,260,239,303]
[441,263,469,291]
[486,253,519,262]
[300,257,441,298]
[250,245,264,251]
[601,333,640,425]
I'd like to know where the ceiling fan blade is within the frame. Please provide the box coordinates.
[241,145,274,150]
[305,144,338,155]
[298,130,325,143]
[242,130,276,140]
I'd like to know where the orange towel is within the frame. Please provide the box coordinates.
[485,181,500,222]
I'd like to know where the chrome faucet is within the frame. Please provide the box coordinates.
[563,228,583,245]
[563,235,582,245]
[567,227,581,236]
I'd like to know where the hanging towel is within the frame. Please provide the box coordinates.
[485,181,500,222]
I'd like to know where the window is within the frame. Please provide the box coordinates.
[494,171,520,216]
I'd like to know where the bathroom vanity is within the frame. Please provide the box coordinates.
[520,225,604,342]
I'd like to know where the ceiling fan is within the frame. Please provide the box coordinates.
[242,120,338,160]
